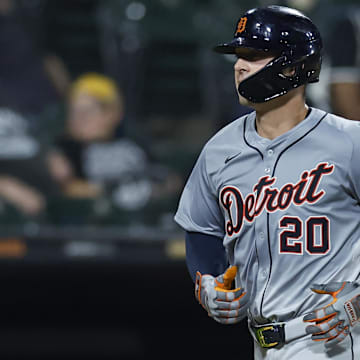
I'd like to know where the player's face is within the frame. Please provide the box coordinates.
[233,48,276,106]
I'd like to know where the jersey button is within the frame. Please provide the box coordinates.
[265,167,271,174]
[267,149,274,156]
[261,270,268,278]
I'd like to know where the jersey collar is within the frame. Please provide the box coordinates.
[244,107,327,152]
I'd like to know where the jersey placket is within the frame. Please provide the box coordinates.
[248,137,277,319]
[258,141,282,319]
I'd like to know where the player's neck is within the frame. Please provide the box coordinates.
[254,90,308,140]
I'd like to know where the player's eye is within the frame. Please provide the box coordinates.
[235,54,262,61]
[234,50,279,62]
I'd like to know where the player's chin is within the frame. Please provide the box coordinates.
[237,93,253,108]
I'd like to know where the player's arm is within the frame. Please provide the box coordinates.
[175,147,248,323]
[185,231,228,282]
[186,232,250,324]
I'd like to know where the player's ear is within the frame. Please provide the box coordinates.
[281,66,296,77]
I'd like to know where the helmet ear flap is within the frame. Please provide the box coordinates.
[238,56,309,103]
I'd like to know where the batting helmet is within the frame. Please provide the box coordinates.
[214,6,323,103]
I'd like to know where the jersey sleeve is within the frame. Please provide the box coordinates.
[174,147,225,238]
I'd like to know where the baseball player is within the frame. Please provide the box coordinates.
[174,5,360,360]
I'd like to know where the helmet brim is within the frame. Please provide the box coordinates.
[213,37,273,54]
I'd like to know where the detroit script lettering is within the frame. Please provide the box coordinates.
[219,162,334,236]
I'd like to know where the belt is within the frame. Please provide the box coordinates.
[249,316,308,349]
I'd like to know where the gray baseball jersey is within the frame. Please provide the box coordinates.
[174,107,360,324]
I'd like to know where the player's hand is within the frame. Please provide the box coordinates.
[194,265,249,324]
[303,281,360,347]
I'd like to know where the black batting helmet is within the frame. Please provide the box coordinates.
[214,6,323,103]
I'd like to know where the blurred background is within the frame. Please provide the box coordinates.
[0,0,359,358]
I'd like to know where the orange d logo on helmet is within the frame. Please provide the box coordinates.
[235,17,247,36]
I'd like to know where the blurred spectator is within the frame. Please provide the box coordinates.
[0,0,71,116]
[48,73,182,212]
[327,5,360,120]
[0,108,60,219]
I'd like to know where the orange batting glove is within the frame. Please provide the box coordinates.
[303,282,360,348]
[195,265,249,324]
